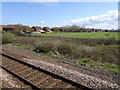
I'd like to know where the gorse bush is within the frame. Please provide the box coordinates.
[2,32,15,44]
[34,43,54,53]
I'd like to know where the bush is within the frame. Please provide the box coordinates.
[11,31,24,36]
[57,43,75,55]
[2,32,15,44]
[34,43,54,53]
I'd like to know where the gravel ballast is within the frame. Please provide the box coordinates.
[2,45,119,89]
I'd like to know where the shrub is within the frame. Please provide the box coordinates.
[57,43,75,56]
[11,31,24,36]
[2,32,15,44]
[34,43,54,53]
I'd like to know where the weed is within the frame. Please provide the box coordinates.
[2,32,15,44]
[24,45,35,50]
[33,43,54,53]
[57,43,75,56]
[79,58,94,65]
[13,36,119,65]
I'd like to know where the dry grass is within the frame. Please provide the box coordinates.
[9,36,119,74]
[13,36,119,65]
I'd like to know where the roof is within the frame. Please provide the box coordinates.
[32,26,41,28]
[43,27,49,29]
[40,30,45,32]
[3,26,14,29]
[35,30,45,32]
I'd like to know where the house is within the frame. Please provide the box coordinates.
[59,27,64,32]
[32,26,45,33]
[42,27,52,32]
[3,27,14,31]
[2,24,31,32]
[2,25,15,31]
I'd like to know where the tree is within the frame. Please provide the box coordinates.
[51,27,60,33]
[64,25,80,32]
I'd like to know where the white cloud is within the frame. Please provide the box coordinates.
[71,10,118,30]
[41,21,44,24]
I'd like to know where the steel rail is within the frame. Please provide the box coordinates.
[0,65,41,89]
[1,53,92,89]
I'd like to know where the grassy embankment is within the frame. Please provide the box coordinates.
[13,37,119,75]
[2,31,120,75]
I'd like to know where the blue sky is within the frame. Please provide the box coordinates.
[2,2,118,29]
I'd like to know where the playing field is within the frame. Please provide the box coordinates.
[32,32,119,40]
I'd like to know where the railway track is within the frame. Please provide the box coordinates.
[1,53,92,89]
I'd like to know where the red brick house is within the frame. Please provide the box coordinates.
[42,27,52,32]
[2,24,30,31]
[59,27,64,31]
[32,26,45,33]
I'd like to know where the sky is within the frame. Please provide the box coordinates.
[2,2,118,29]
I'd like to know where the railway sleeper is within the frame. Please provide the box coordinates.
[3,64,19,71]
[1,65,40,89]
[17,68,34,76]
[30,74,45,85]
[2,62,17,68]
[24,71,40,80]
[13,66,30,73]
[36,76,51,87]
[29,72,44,82]
[1,54,93,89]
[23,68,39,78]
[43,78,58,88]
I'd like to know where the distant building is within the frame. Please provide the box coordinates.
[79,28,105,32]
[32,26,42,31]
[3,27,14,31]
[59,27,64,31]
[2,24,30,31]
[42,27,52,32]
[32,26,45,33]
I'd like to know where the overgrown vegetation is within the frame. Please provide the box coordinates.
[13,36,119,64]
[2,31,119,74]
[78,58,118,74]
[2,32,15,44]
[11,31,24,36]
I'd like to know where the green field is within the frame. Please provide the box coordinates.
[32,32,119,40]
